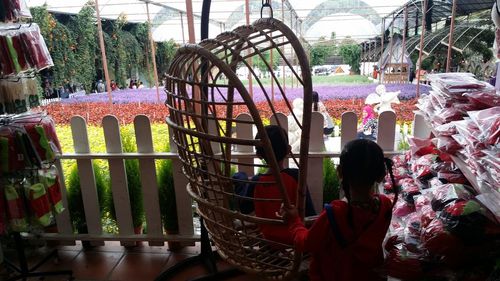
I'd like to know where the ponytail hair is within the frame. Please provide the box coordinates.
[384,157,399,207]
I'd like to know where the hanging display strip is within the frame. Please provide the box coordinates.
[0,23,53,77]
[380,72,499,280]
[0,0,32,22]
[0,112,63,235]
[0,77,40,114]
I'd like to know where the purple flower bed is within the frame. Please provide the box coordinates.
[60,84,429,104]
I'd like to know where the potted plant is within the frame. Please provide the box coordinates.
[66,162,109,247]
[120,130,145,234]
[157,142,180,250]
[323,158,340,203]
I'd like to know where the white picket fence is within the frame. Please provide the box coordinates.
[43,111,429,246]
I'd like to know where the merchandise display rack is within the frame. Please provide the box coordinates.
[1,1,72,280]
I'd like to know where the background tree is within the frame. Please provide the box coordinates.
[339,44,361,74]
[156,39,179,77]
[67,3,97,92]
[309,37,336,66]
[31,6,77,89]
[252,49,280,75]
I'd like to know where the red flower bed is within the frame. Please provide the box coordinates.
[41,99,417,125]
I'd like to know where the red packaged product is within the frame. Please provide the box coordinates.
[421,218,465,266]
[27,183,53,226]
[4,184,28,231]
[430,184,474,211]
[468,107,500,146]
[412,154,438,180]
[434,136,461,154]
[433,107,463,124]
[392,154,408,168]
[401,181,421,204]
[0,127,27,173]
[427,177,444,189]
[464,91,500,108]
[437,171,468,184]
[19,24,53,71]
[11,33,30,71]
[408,137,438,157]
[385,249,425,280]
[420,205,436,228]
[0,36,15,75]
[414,194,431,212]
[393,200,416,218]
[434,123,457,137]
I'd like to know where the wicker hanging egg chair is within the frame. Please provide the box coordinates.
[165,17,313,279]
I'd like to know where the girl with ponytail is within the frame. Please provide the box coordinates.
[282,139,398,281]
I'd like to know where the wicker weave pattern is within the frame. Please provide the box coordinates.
[165,18,312,279]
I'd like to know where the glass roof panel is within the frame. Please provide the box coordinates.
[26,0,494,44]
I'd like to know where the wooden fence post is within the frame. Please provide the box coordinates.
[377,111,397,151]
[307,112,325,214]
[70,116,103,246]
[340,112,357,149]
[134,115,163,246]
[102,115,134,246]
[235,113,255,176]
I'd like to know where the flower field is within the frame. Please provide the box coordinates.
[41,83,429,125]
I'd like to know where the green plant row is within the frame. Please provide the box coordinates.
[61,125,342,235]
[30,4,179,92]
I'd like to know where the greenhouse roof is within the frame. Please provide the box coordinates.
[383,0,494,31]
[26,0,412,43]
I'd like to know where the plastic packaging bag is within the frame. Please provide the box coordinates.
[467,107,500,146]
[430,183,474,211]
[434,136,462,154]
[434,123,457,137]
[463,90,500,108]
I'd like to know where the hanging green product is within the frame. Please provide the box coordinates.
[4,185,28,232]
[27,183,53,227]
[5,36,22,74]
[35,125,55,162]
[0,137,8,174]
[40,167,64,214]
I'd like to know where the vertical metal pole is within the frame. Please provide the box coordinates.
[245,0,253,98]
[146,2,160,103]
[185,0,196,43]
[360,42,364,76]
[387,14,395,83]
[379,18,385,84]
[401,7,408,82]
[446,0,457,72]
[416,0,428,98]
[180,12,185,44]
[281,0,286,93]
[201,0,211,40]
[290,13,294,88]
[95,0,112,104]
[270,0,274,102]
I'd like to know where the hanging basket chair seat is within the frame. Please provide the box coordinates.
[165,17,313,279]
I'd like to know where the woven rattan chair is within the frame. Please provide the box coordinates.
[164,18,312,279]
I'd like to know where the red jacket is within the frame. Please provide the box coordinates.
[289,194,393,281]
[254,170,301,245]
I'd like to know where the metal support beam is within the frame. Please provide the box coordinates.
[245,0,253,97]
[401,6,408,82]
[95,0,112,104]
[446,0,457,72]
[416,0,428,98]
[146,2,160,103]
[379,18,385,84]
[180,12,185,44]
[185,0,196,43]
[387,14,396,82]
[281,0,286,94]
